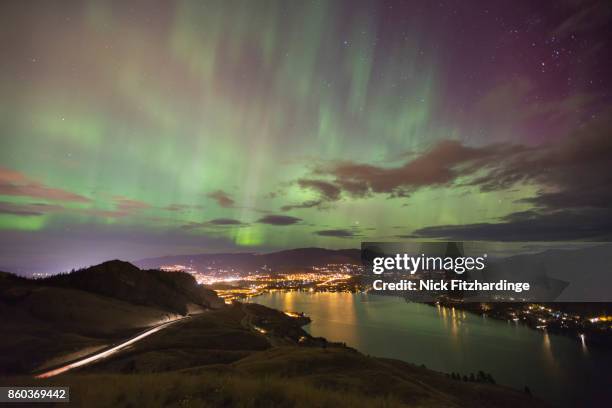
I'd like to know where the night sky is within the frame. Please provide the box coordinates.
[1,0,611,274]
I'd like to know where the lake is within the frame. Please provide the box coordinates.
[252,291,612,407]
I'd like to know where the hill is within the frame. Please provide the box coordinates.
[42,260,224,314]
[1,303,544,407]
[0,261,223,375]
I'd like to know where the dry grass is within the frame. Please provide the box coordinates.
[2,372,407,408]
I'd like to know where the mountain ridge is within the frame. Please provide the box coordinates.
[40,259,224,314]
[135,247,361,272]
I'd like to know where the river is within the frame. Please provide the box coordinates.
[251,291,611,407]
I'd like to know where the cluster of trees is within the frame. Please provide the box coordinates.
[446,370,496,384]
[446,370,534,396]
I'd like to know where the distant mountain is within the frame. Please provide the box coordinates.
[135,247,361,273]
[42,260,224,314]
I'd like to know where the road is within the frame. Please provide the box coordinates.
[35,316,189,378]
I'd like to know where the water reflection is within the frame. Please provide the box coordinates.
[252,292,612,407]
[542,331,556,367]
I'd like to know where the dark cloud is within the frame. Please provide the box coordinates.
[281,179,342,212]
[281,200,323,212]
[0,167,91,203]
[164,203,204,212]
[470,114,612,206]
[315,229,358,238]
[207,190,235,208]
[0,202,64,216]
[182,218,246,230]
[287,140,519,209]
[297,179,341,201]
[257,214,302,225]
[413,209,612,241]
[208,218,245,226]
[412,114,612,241]
[311,140,523,199]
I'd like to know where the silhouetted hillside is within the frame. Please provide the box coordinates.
[43,260,223,314]
[0,261,223,374]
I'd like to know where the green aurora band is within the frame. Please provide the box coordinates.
[1,0,609,271]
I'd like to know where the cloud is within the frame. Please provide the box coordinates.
[309,140,523,200]
[297,179,341,201]
[181,218,247,230]
[412,113,612,241]
[315,229,358,238]
[332,141,516,193]
[113,196,151,212]
[208,218,245,226]
[469,113,612,205]
[309,109,612,209]
[0,175,151,220]
[280,179,342,212]
[257,214,302,225]
[79,196,151,219]
[207,190,234,208]
[0,202,64,216]
[280,200,323,212]
[413,209,612,241]
[164,203,204,212]
[0,167,91,203]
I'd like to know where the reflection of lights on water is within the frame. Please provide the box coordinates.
[541,331,557,367]
[543,332,551,350]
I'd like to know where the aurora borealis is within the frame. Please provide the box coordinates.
[1,1,611,274]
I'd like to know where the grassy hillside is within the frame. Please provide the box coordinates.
[0,262,223,375]
[0,280,180,374]
[1,347,543,407]
[83,305,271,373]
[1,305,543,407]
